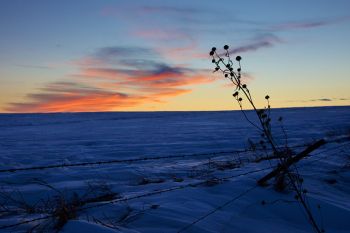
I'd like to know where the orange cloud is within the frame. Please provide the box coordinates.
[6,46,213,113]
[5,82,139,113]
[23,93,139,113]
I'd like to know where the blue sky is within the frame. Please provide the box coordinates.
[1,0,349,112]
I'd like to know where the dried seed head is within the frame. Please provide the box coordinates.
[225,74,228,78]
[209,51,214,56]
[237,68,241,72]
[265,95,270,100]
[242,84,247,88]
[211,59,215,63]
[224,45,229,50]
[236,56,242,61]
[238,97,243,101]
[211,47,216,52]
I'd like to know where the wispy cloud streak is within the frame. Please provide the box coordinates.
[225,35,282,55]
[271,16,350,31]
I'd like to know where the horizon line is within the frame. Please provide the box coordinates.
[0,105,349,115]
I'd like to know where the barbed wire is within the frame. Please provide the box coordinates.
[0,138,348,230]
[176,141,350,232]
[0,137,348,174]
[0,150,249,174]
[0,215,51,231]
[177,185,258,232]
[0,166,271,230]
[300,141,350,167]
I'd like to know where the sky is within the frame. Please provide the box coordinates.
[0,0,349,113]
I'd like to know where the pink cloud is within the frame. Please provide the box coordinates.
[7,46,213,113]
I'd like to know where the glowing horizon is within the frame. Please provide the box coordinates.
[1,1,350,113]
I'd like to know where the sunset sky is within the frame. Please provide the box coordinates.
[1,0,349,113]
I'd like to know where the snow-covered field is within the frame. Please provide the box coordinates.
[0,106,350,233]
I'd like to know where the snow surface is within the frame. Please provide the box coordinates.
[0,106,350,232]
